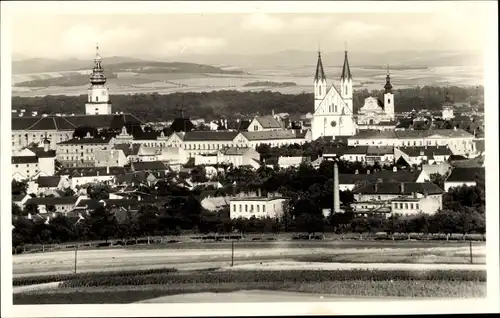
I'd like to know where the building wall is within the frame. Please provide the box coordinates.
[38,157,55,176]
[57,141,113,167]
[247,118,265,132]
[94,149,128,167]
[229,198,287,219]
[418,194,443,214]
[12,162,39,181]
[341,153,366,162]
[70,175,115,189]
[12,129,73,152]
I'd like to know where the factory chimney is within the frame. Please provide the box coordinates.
[333,161,340,214]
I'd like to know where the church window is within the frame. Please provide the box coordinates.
[96,96,99,102]
[319,86,322,95]
[345,86,348,95]
[388,99,391,104]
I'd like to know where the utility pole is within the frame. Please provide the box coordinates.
[469,240,473,264]
[232,240,235,266]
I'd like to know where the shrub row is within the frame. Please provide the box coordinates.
[13,268,177,286]
[58,269,486,288]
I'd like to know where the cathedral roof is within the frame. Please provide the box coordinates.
[340,51,352,81]
[314,51,326,82]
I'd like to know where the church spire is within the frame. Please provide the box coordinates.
[90,43,106,85]
[314,50,326,82]
[340,50,352,81]
[384,64,393,93]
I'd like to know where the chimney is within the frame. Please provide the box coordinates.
[333,162,340,214]
[374,183,378,193]
[43,139,50,152]
[393,166,397,172]
[257,188,262,197]
[106,166,110,174]
[400,182,405,194]
[97,171,99,176]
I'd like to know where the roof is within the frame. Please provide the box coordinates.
[58,136,113,145]
[339,170,419,184]
[341,51,352,80]
[223,147,252,156]
[131,161,169,172]
[230,196,286,202]
[113,144,141,156]
[352,182,444,195]
[58,166,129,177]
[421,162,452,176]
[242,130,301,141]
[397,146,453,157]
[201,196,231,208]
[278,156,308,166]
[183,131,239,141]
[342,146,369,155]
[446,167,485,183]
[366,146,394,156]
[28,147,56,158]
[13,194,28,202]
[169,118,195,132]
[349,129,474,140]
[254,115,283,129]
[12,156,38,164]
[314,52,326,82]
[12,114,144,131]
[37,176,61,188]
[26,196,80,206]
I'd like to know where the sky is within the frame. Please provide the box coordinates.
[6,1,492,60]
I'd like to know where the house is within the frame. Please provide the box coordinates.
[416,162,452,183]
[131,161,170,173]
[25,196,83,215]
[56,133,115,167]
[200,196,231,212]
[12,194,31,208]
[365,146,395,165]
[351,182,444,216]
[394,146,453,166]
[194,147,261,169]
[12,140,56,181]
[347,129,476,156]
[94,148,128,167]
[444,167,485,191]
[247,115,283,132]
[229,197,289,219]
[29,176,71,196]
[340,146,368,162]
[58,166,128,189]
[278,156,310,169]
[112,143,142,162]
[340,169,420,191]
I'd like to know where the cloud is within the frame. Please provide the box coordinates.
[157,37,227,55]
[60,24,142,57]
[241,13,284,32]
[289,16,333,31]
[335,21,387,38]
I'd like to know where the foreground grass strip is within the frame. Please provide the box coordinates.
[13,268,178,287]
[59,269,486,288]
[13,280,486,304]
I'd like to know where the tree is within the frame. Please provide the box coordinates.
[136,204,160,237]
[86,206,118,242]
[12,180,28,196]
[429,173,446,190]
[293,198,324,235]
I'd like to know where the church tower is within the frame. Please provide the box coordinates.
[442,90,455,120]
[340,50,353,113]
[383,65,395,120]
[314,51,327,111]
[85,45,112,115]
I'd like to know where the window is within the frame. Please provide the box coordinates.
[393,203,398,209]
[404,203,408,209]
[15,164,18,168]
[257,205,260,212]
[96,96,99,102]
[254,125,259,131]
[233,204,236,211]
[319,86,322,95]
[410,203,414,209]
[262,205,266,213]
[400,203,403,209]
[388,99,391,104]
[245,205,248,212]
[416,203,419,210]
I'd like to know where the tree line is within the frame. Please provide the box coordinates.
[12,85,483,122]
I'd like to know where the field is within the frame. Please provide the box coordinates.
[11,65,484,97]
[11,240,487,303]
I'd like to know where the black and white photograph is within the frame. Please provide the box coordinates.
[1,1,498,316]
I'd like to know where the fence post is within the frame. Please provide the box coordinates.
[469,240,473,264]
[74,245,78,274]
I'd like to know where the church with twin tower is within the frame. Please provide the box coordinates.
[311,50,357,140]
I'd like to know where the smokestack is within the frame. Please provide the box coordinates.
[333,162,340,214]
[400,182,405,194]
[257,188,262,197]
[106,166,110,174]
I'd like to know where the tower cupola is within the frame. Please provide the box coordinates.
[90,44,106,85]
[384,65,393,93]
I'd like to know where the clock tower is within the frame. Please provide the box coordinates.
[85,45,112,115]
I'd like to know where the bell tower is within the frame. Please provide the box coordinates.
[340,49,353,113]
[384,65,395,120]
[314,50,327,111]
[85,44,112,115]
